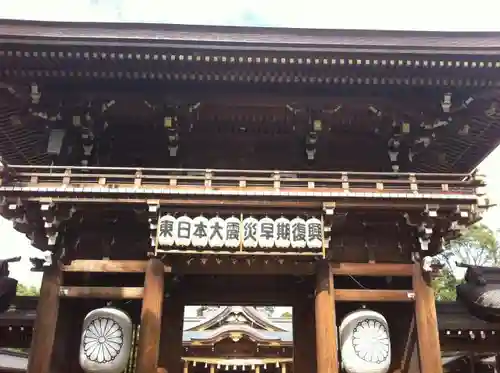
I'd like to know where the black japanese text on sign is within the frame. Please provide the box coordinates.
[157,215,323,250]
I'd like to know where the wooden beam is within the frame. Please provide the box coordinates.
[413,261,442,373]
[24,197,323,211]
[157,250,319,257]
[136,259,165,373]
[22,195,477,212]
[62,260,171,273]
[58,286,144,299]
[153,199,321,210]
[27,265,62,373]
[315,261,338,373]
[180,289,296,306]
[165,256,316,276]
[334,289,414,302]
[331,263,413,276]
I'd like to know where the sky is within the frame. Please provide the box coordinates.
[1,0,500,31]
[2,0,500,317]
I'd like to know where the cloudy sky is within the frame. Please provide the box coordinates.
[1,0,500,317]
[1,0,500,31]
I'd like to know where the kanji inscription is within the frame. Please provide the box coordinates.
[157,214,323,250]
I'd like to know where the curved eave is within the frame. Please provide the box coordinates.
[185,307,228,332]
[2,19,500,56]
[184,325,292,345]
[186,307,289,333]
[240,307,289,332]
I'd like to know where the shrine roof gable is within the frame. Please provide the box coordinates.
[2,19,500,56]
[185,306,290,332]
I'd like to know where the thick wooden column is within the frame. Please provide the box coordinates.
[293,296,316,373]
[412,261,442,373]
[136,258,165,373]
[314,261,338,373]
[50,300,87,373]
[159,293,185,373]
[27,264,62,373]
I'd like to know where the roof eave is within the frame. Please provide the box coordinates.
[2,19,500,55]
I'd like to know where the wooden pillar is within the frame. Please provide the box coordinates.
[136,258,165,373]
[293,297,316,373]
[50,300,88,373]
[159,292,185,373]
[27,264,62,373]
[412,261,442,373]
[314,260,338,373]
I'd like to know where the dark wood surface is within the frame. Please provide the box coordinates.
[314,262,337,373]
[26,265,61,373]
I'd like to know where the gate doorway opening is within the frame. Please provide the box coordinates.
[182,305,293,373]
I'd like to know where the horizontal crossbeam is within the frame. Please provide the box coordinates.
[0,165,482,205]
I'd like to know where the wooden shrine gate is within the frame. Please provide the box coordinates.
[3,165,484,373]
[0,19,498,373]
[28,259,439,373]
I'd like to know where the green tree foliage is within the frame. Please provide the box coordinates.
[16,283,39,296]
[280,311,292,318]
[442,224,500,267]
[432,268,459,301]
[433,224,500,301]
